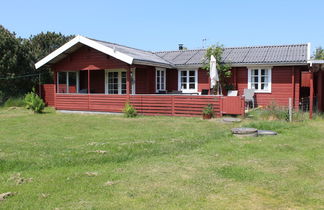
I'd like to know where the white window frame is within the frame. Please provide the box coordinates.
[248,67,272,93]
[105,69,136,95]
[156,67,166,92]
[178,69,198,93]
[57,71,79,93]
[131,67,136,94]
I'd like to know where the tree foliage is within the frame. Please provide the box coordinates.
[26,32,74,83]
[0,25,35,100]
[314,47,324,60]
[203,44,231,78]
[203,44,232,93]
[0,25,74,102]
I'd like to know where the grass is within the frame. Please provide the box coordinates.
[0,107,323,209]
[2,97,25,107]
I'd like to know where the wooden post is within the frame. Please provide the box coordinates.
[310,71,314,119]
[318,69,323,112]
[87,70,90,110]
[291,67,295,108]
[219,96,223,117]
[289,98,292,122]
[171,95,175,116]
[241,96,245,116]
[53,71,57,108]
[233,68,237,90]
[126,66,131,97]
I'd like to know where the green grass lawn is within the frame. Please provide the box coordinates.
[0,107,323,209]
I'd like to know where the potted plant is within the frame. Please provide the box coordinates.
[202,104,214,119]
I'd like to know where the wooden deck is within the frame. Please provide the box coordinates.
[42,85,245,117]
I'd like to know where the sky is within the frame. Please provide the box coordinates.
[1,0,324,53]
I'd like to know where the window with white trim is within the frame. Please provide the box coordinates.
[179,70,197,92]
[156,68,166,92]
[248,68,271,93]
[57,71,79,93]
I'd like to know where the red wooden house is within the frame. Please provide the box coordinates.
[36,35,317,117]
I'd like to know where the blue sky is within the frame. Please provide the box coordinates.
[1,0,324,53]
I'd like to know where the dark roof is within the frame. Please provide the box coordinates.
[89,38,173,67]
[35,35,309,69]
[154,44,309,66]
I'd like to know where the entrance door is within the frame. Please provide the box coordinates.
[106,71,126,94]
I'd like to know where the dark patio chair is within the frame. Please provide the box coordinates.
[157,90,167,94]
[201,89,209,95]
[169,90,182,94]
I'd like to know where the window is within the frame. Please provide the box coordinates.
[248,68,272,93]
[178,70,197,93]
[105,69,136,95]
[156,68,166,92]
[57,71,79,93]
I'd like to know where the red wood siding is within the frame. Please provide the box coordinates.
[234,66,301,108]
[135,67,155,94]
[40,84,55,106]
[90,70,105,93]
[198,68,210,92]
[54,94,229,117]
[301,71,311,87]
[52,46,128,71]
[41,85,245,116]
[221,96,245,115]
[166,69,178,92]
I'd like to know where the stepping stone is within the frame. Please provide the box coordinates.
[257,130,278,136]
[222,117,242,123]
[231,127,258,137]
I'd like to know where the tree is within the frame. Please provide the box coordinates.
[0,25,74,102]
[203,44,231,94]
[314,47,324,60]
[26,32,74,83]
[0,25,35,101]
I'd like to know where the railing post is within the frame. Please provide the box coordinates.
[241,96,245,116]
[310,70,314,119]
[171,95,175,116]
[88,70,90,111]
[219,96,223,117]
[53,71,57,109]
[126,65,131,101]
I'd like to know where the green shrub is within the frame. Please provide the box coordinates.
[3,97,25,107]
[123,102,137,118]
[202,104,214,116]
[0,91,4,105]
[248,102,289,121]
[24,88,45,113]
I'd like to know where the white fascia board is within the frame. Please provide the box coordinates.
[307,42,311,61]
[78,36,133,64]
[35,35,134,69]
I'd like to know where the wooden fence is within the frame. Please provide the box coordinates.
[43,84,245,117]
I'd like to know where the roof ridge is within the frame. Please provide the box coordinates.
[154,43,308,54]
[88,37,154,54]
[224,43,308,50]
[88,37,174,66]
[154,49,206,54]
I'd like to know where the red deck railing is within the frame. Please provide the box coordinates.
[42,84,244,117]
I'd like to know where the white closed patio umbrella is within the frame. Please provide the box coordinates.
[209,55,221,95]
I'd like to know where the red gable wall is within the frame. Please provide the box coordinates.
[233,66,301,108]
[52,46,129,71]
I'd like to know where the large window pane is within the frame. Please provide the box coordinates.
[180,70,196,91]
[68,72,77,93]
[156,69,165,91]
[249,69,270,91]
[58,72,67,93]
